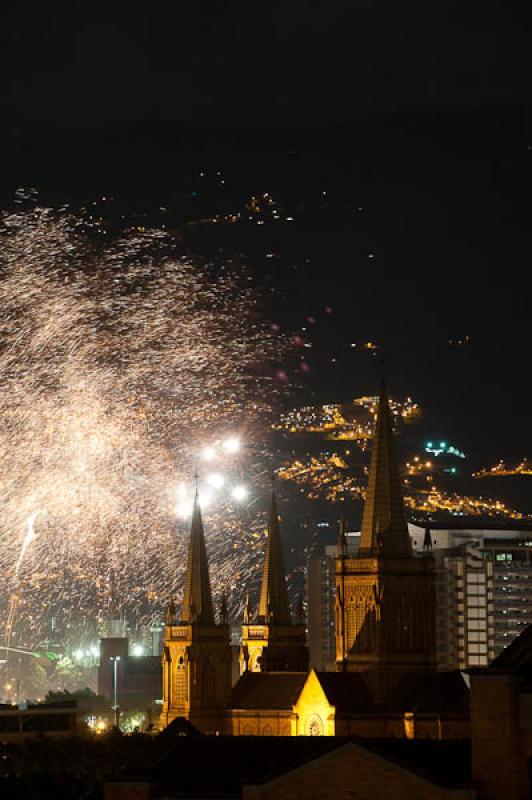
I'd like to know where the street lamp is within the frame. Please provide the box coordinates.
[109,656,121,729]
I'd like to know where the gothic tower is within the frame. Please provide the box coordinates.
[161,491,232,732]
[335,383,436,702]
[240,489,308,673]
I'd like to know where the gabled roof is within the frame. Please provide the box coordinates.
[181,492,214,625]
[145,737,345,797]
[392,670,470,714]
[496,624,532,671]
[359,738,471,789]
[486,623,532,674]
[359,382,412,558]
[229,671,307,710]
[258,489,291,624]
[116,736,471,797]
[315,671,376,712]
[152,716,202,756]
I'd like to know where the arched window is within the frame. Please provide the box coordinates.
[306,714,324,736]
[175,658,187,705]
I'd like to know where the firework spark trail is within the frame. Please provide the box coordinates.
[0,206,283,647]
[15,511,38,578]
[4,511,41,651]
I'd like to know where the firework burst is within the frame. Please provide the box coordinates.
[0,206,283,648]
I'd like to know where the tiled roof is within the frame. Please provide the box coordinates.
[148,736,345,797]
[391,670,470,713]
[117,736,471,797]
[229,671,307,709]
[362,738,471,788]
[485,623,532,675]
[315,671,376,711]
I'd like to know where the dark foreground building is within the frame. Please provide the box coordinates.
[105,723,473,800]
[470,625,532,800]
[0,699,77,740]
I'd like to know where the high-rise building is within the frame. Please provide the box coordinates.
[409,523,532,669]
[482,536,532,658]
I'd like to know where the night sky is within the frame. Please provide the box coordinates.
[1,1,531,505]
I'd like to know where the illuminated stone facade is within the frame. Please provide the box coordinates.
[160,385,469,740]
[161,494,232,733]
[336,384,436,701]
[240,490,308,675]
[162,620,232,733]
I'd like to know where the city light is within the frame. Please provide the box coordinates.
[131,643,144,657]
[473,458,532,478]
[231,485,248,502]
[202,446,216,461]
[175,485,217,518]
[274,396,419,440]
[425,441,465,458]
[176,483,192,520]
[223,436,241,454]
[206,472,225,490]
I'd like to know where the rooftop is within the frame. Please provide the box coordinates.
[229,672,307,710]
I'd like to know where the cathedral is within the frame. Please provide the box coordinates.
[160,383,469,738]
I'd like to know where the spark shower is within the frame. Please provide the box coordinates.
[0,205,284,648]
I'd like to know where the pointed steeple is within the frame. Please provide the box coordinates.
[166,598,176,625]
[258,488,291,624]
[359,382,412,558]
[181,491,215,625]
[243,592,253,624]
[337,516,347,557]
[219,592,229,625]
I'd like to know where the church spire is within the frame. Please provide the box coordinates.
[258,488,291,624]
[337,516,347,557]
[181,490,215,625]
[359,382,412,558]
